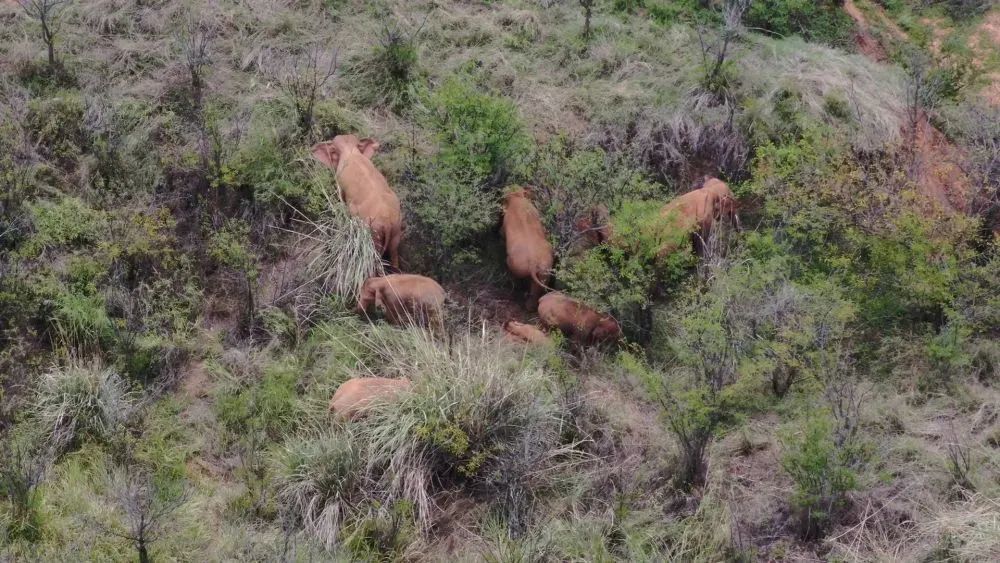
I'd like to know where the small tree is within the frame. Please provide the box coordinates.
[579,0,595,40]
[276,47,339,137]
[179,15,211,110]
[697,0,749,103]
[105,467,187,563]
[20,0,70,67]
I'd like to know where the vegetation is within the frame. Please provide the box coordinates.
[0,0,998,560]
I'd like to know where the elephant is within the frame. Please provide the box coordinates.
[312,134,403,269]
[657,177,739,256]
[357,274,446,331]
[503,320,551,346]
[501,188,554,310]
[329,377,412,420]
[574,204,613,247]
[537,292,621,345]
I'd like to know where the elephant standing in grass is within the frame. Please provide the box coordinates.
[502,188,554,311]
[356,274,446,332]
[312,134,403,269]
[657,177,739,256]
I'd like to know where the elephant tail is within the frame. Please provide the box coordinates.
[530,270,555,293]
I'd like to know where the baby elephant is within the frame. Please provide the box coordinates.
[538,292,621,345]
[329,377,412,420]
[503,320,551,346]
[357,274,446,331]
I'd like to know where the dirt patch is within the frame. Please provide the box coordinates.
[444,280,531,329]
[845,0,890,61]
[843,0,970,213]
[181,360,212,400]
[910,113,970,211]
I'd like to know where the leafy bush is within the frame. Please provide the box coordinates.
[748,127,974,330]
[425,77,531,186]
[780,414,860,539]
[35,361,135,448]
[22,197,107,257]
[26,92,87,164]
[745,0,854,47]
[558,199,694,340]
[529,137,659,257]
[406,77,532,269]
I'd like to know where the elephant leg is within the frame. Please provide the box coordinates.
[388,228,401,271]
[527,279,544,312]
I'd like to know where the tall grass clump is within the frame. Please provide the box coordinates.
[34,360,135,448]
[346,21,424,112]
[276,327,577,551]
[741,37,907,149]
[275,429,364,550]
[294,188,384,307]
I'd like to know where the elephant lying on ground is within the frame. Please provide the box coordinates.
[657,177,739,256]
[503,320,551,346]
[329,377,411,420]
[357,274,446,330]
[538,292,621,345]
[502,188,554,310]
[312,134,402,269]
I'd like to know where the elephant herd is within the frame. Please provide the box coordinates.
[313,134,740,418]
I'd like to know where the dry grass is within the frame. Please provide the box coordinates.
[742,36,908,150]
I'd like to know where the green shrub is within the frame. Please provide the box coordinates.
[529,136,659,257]
[558,199,693,340]
[22,197,107,257]
[780,414,859,539]
[425,77,531,186]
[217,355,301,440]
[406,77,532,269]
[35,361,135,448]
[26,92,87,164]
[0,440,48,543]
[745,0,854,47]
[51,291,113,353]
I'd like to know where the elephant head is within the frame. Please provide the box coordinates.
[590,316,622,344]
[311,135,381,172]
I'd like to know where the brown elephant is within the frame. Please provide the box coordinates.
[357,274,446,330]
[312,135,402,269]
[567,204,614,257]
[537,292,621,345]
[657,177,739,256]
[329,377,412,420]
[502,188,554,310]
[574,204,613,246]
[503,320,551,346]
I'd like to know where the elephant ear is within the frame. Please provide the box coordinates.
[357,138,380,159]
[311,141,341,170]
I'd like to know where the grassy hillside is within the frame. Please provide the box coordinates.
[1,0,998,560]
